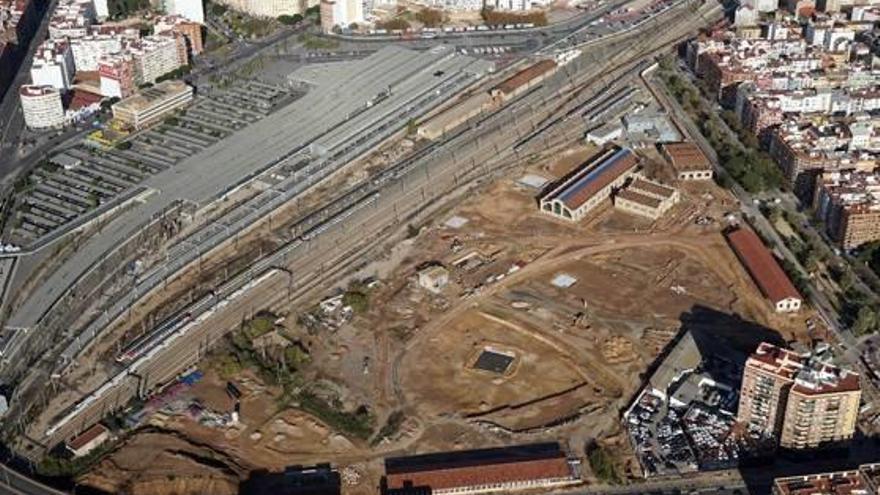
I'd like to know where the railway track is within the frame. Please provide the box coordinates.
[22,0,723,458]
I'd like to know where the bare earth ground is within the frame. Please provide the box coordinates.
[79,149,816,494]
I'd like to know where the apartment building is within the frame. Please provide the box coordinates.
[30,39,74,90]
[19,84,65,129]
[98,52,136,98]
[737,342,861,449]
[815,170,880,249]
[214,0,302,18]
[320,0,363,32]
[155,15,204,55]
[70,34,122,72]
[129,34,187,85]
[773,463,880,495]
[47,0,94,39]
[163,0,204,24]
[768,118,878,202]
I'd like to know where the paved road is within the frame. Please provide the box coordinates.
[0,0,60,185]
[0,463,67,495]
[0,2,728,493]
[646,66,880,406]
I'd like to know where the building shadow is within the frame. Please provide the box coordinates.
[635,304,785,390]
[662,307,879,494]
[239,464,341,495]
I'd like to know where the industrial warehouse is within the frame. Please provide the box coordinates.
[539,146,640,222]
[661,142,714,181]
[725,228,802,313]
[382,443,579,495]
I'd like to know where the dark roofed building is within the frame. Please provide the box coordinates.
[239,464,341,495]
[383,443,578,495]
[725,227,802,313]
[539,146,639,222]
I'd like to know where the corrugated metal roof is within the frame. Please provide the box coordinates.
[550,148,638,210]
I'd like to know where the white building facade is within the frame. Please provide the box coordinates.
[164,0,204,24]
[30,40,75,90]
[20,85,65,129]
[70,35,122,71]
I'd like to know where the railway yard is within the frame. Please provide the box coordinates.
[64,126,813,494]
[0,0,770,492]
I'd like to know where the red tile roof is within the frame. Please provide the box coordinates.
[70,87,103,110]
[494,59,557,95]
[662,142,712,172]
[726,228,800,305]
[541,147,639,212]
[774,471,867,495]
[67,423,108,451]
[384,443,574,493]
[385,457,572,491]
[630,178,676,199]
[617,189,662,209]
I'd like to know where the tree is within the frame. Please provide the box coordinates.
[415,8,443,27]
[278,14,303,25]
[853,306,879,336]
[377,18,410,30]
[586,442,620,484]
[211,3,228,15]
[343,290,369,313]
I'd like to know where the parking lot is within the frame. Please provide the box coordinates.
[2,80,293,248]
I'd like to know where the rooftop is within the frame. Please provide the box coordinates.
[662,142,712,172]
[630,178,676,199]
[384,443,573,492]
[616,189,662,209]
[19,84,57,97]
[112,80,192,112]
[773,470,869,495]
[748,342,860,395]
[541,147,639,210]
[725,227,800,305]
[493,59,557,95]
[66,423,108,451]
[818,170,880,213]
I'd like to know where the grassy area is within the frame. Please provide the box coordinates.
[297,390,374,441]
[210,311,375,440]
[37,440,118,478]
[221,9,277,38]
[106,0,148,19]
[586,443,620,484]
[370,410,405,446]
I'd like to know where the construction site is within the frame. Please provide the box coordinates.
[61,134,815,493]
[0,0,765,491]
